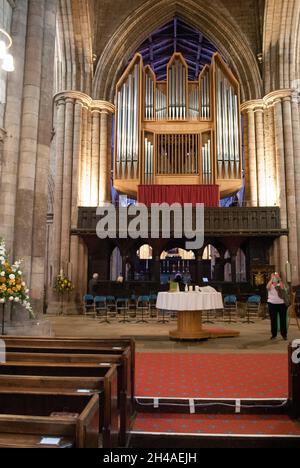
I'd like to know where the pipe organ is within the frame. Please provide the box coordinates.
[114,52,242,198]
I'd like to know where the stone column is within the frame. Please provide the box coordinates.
[14,0,58,312]
[264,106,277,206]
[60,98,75,271]
[282,95,299,284]
[31,0,58,306]
[99,110,109,204]
[273,98,289,278]
[48,95,115,311]
[91,110,100,206]
[80,104,89,206]
[70,101,83,303]
[52,98,66,276]
[291,93,300,279]
[255,108,266,206]
[247,108,258,206]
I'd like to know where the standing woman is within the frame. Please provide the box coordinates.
[267,273,289,340]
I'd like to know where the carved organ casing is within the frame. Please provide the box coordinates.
[114,52,242,199]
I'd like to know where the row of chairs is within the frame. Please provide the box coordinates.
[221,295,262,324]
[83,294,262,325]
[83,295,162,323]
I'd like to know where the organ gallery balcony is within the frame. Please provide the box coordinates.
[75,207,287,238]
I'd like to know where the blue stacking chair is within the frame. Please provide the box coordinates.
[83,295,95,317]
[223,295,238,323]
[116,297,130,323]
[149,294,158,319]
[106,296,117,319]
[128,295,137,319]
[245,295,261,323]
[136,296,150,323]
[94,296,108,323]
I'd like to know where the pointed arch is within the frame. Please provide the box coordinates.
[93,0,262,102]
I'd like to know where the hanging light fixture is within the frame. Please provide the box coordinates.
[0,28,14,72]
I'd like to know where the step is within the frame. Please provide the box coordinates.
[130,413,300,448]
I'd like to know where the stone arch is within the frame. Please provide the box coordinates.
[93,0,262,102]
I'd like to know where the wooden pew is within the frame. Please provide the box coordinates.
[0,363,119,448]
[0,393,99,448]
[4,350,131,447]
[2,337,135,445]
[2,336,135,412]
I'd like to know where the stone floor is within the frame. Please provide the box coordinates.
[44,314,300,354]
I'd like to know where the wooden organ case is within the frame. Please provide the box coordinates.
[114,52,242,200]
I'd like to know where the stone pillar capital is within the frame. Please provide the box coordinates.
[54,91,115,114]
[240,99,264,113]
[263,89,293,107]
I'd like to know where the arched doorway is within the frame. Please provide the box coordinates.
[202,244,221,281]
[110,246,122,281]
[224,248,247,283]
[135,244,153,281]
[236,248,247,282]
[160,248,195,284]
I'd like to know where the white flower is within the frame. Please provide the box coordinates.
[1,261,5,265]
[9,274,15,280]
[0,257,4,262]
[9,296,14,302]
[21,282,26,287]
[25,289,29,294]
[0,272,5,277]
[14,297,20,303]
[0,299,5,304]
[18,271,22,275]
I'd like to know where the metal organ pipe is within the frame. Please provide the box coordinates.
[168,59,187,120]
[117,91,122,177]
[133,64,139,179]
[215,65,240,180]
[116,62,140,180]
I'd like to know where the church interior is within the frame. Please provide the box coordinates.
[0,0,300,450]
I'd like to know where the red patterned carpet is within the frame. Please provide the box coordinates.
[136,353,288,399]
[133,413,300,436]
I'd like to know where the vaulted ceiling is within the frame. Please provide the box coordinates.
[132,18,218,81]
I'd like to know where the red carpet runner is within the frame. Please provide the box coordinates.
[136,353,288,399]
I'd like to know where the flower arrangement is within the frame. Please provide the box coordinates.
[54,274,74,294]
[0,238,34,318]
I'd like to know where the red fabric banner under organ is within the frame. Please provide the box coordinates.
[138,185,220,207]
